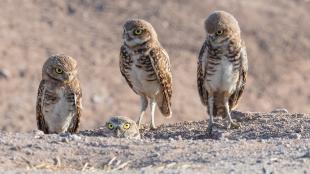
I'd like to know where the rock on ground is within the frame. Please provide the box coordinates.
[0,112,309,173]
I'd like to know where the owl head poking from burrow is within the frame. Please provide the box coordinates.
[106,116,140,139]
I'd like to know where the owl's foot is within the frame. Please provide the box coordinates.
[207,122,224,135]
[150,124,157,130]
[227,121,241,129]
[136,121,141,129]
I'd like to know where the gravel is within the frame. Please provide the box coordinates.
[0,112,309,173]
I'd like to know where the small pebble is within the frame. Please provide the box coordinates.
[9,146,21,151]
[70,134,81,141]
[90,95,103,104]
[0,69,10,79]
[24,150,33,155]
[176,135,182,140]
[19,69,27,77]
[289,133,301,139]
[271,108,288,114]
[300,151,310,158]
[33,130,44,139]
[61,137,69,143]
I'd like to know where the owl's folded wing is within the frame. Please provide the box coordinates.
[36,80,49,133]
[149,47,172,117]
[197,41,209,106]
[67,80,82,133]
[229,45,248,109]
[119,45,138,94]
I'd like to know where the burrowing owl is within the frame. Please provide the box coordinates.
[106,116,140,139]
[119,19,172,129]
[197,11,248,134]
[36,55,82,134]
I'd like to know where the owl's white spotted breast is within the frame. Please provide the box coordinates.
[127,49,160,98]
[42,87,75,133]
[204,55,239,94]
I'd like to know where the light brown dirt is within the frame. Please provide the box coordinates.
[0,1,310,173]
[0,0,310,132]
[0,112,310,173]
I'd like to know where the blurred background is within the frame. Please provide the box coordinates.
[0,0,309,132]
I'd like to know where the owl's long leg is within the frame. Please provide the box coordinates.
[207,96,215,135]
[150,98,157,129]
[137,96,148,128]
[207,96,224,135]
[224,97,241,129]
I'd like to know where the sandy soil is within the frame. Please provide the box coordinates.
[0,1,310,173]
[0,111,310,173]
[0,0,310,132]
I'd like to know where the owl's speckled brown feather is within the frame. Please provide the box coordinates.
[36,55,82,134]
[36,80,49,133]
[149,47,172,116]
[197,41,209,106]
[228,43,247,110]
[204,11,240,35]
[106,116,140,139]
[197,11,248,134]
[119,45,137,94]
[65,78,82,133]
[198,40,247,114]
[120,19,172,129]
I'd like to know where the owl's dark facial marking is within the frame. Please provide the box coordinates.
[122,19,156,47]
[205,11,241,44]
[123,27,151,47]
[106,116,139,139]
[43,55,78,83]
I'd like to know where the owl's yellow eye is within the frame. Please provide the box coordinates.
[55,68,63,74]
[123,123,131,129]
[215,30,223,36]
[107,123,114,130]
[133,29,143,35]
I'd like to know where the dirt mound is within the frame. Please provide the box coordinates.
[0,0,310,132]
[142,111,310,140]
[0,112,310,173]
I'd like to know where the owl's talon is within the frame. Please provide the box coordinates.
[207,124,213,135]
[150,124,157,130]
[227,121,241,129]
[207,122,224,135]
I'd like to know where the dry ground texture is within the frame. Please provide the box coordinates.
[0,0,309,132]
[0,111,310,173]
[0,0,310,173]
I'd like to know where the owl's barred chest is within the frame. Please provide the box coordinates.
[43,86,75,133]
[128,52,160,97]
[205,55,240,93]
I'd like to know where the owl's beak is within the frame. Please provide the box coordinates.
[209,34,216,41]
[125,32,133,41]
[115,127,122,137]
[64,73,75,82]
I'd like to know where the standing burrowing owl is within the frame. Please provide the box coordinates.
[106,116,140,139]
[197,11,248,135]
[36,55,82,134]
[119,19,172,129]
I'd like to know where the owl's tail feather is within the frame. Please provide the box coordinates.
[213,106,227,118]
[212,92,229,118]
[156,93,172,118]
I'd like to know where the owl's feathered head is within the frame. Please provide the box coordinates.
[106,116,140,139]
[205,11,241,43]
[122,19,158,47]
[42,55,78,82]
